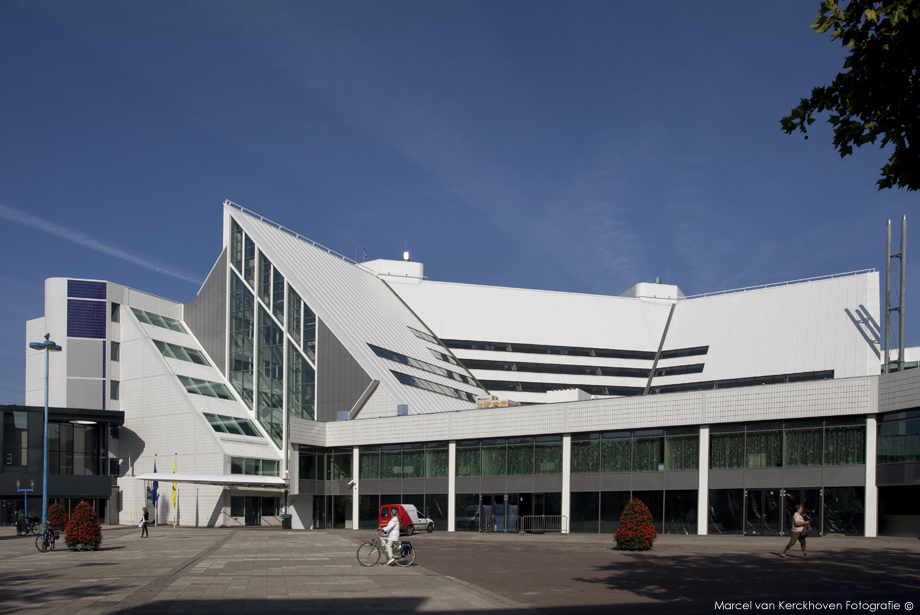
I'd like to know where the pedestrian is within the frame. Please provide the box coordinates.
[780,505,810,558]
[16,509,25,535]
[140,507,149,538]
[382,508,401,566]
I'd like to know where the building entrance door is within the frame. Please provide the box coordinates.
[744,489,782,535]
[783,488,822,536]
[244,497,262,526]
[481,494,520,532]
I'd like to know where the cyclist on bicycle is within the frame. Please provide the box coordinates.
[382,508,401,566]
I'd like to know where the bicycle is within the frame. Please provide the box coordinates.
[35,528,59,553]
[356,534,416,567]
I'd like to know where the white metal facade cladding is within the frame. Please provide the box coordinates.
[665,273,881,382]
[879,368,920,413]
[228,207,486,415]
[391,271,881,403]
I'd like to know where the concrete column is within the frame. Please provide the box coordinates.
[561,434,571,534]
[448,441,456,532]
[697,426,710,535]
[352,446,360,530]
[864,416,878,537]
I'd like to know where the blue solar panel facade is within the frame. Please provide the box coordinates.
[67,279,107,300]
[67,299,107,339]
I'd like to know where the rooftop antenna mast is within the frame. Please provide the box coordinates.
[884,216,907,374]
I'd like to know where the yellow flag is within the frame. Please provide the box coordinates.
[171,456,177,507]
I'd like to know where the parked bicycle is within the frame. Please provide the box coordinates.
[356,534,415,567]
[35,528,59,553]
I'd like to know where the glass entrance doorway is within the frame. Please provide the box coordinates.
[744,489,782,535]
[783,488,822,536]
[244,497,262,526]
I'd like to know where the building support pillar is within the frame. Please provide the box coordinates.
[697,425,710,535]
[448,441,456,532]
[352,446,360,530]
[561,434,571,534]
[865,416,878,537]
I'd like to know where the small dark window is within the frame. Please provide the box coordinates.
[111,303,120,323]
[110,341,120,362]
[110,380,120,401]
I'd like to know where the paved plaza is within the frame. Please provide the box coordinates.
[0,525,917,614]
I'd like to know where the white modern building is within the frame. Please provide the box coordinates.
[11,201,920,538]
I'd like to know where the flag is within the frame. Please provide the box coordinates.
[171,456,177,508]
[151,458,158,507]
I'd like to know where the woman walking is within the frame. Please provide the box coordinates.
[140,507,149,538]
[780,504,810,558]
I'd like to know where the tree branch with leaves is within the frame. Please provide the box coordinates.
[781,0,919,191]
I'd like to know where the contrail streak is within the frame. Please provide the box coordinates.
[0,202,202,285]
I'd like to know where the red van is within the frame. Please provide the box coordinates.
[378,504,434,535]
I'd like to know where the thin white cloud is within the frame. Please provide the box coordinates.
[0,202,202,285]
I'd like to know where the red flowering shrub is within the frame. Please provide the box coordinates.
[47,502,68,530]
[613,499,658,551]
[64,501,103,549]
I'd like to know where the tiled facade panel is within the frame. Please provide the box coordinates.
[359,383,398,420]
[25,317,46,405]
[184,248,228,376]
[66,338,104,378]
[67,299,107,339]
[67,377,103,410]
[318,376,877,448]
[117,316,230,526]
[879,369,920,414]
[316,319,372,422]
[67,279,106,300]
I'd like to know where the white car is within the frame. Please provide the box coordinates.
[416,515,435,533]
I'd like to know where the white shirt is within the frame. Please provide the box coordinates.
[384,516,400,542]
[792,512,805,532]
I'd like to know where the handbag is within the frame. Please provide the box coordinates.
[800,523,811,538]
[138,520,144,528]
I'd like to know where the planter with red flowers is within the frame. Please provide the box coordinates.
[64,501,103,551]
[46,502,68,531]
[613,498,658,551]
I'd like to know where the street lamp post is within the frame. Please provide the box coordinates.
[29,334,62,533]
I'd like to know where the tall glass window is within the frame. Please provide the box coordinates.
[287,341,315,421]
[745,430,783,468]
[878,413,920,464]
[572,435,600,473]
[784,428,824,467]
[288,288,302,346]
[456,444,480,477]
[633,432,664,472]
[272,267,284,321]
[481,440,506,476]
[258,250,272,305]
[401,445,424,479]
[825,426,865,465]
[359,447,380,480]
[601,435,631,472]
[534,436,562,475]
[303,303,317,362]
[380,446,401,480]
[710,432,744,469]
[229,273,254,408]
[299,447,318,480]
[2,411,28,472]
[507,437,534,476]
[425,445,448,478]
[665,435,699,471]
[257,307,284,447]
[243,236,255,287]
[230,219,243,273]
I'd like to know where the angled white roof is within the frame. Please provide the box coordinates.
[228,206,486,414]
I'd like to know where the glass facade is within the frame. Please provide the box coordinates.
[257,306,284,447]
[572,429,697,473]
[229,273,254,408]
[131,308,186,333]
[288,288,302,346]
[154,340,210,366]
[204,413,261,437]
[178,376,235,400]
[359,443,449,479]
[298,447,352,481]
[230,457,280,476]
[230,218,243,273]
[287,342,315,421]
[710,418,867,469]
[454,437,562,477]
[878,410,920,463]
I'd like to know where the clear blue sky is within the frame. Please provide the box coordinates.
[1,1,915,403]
